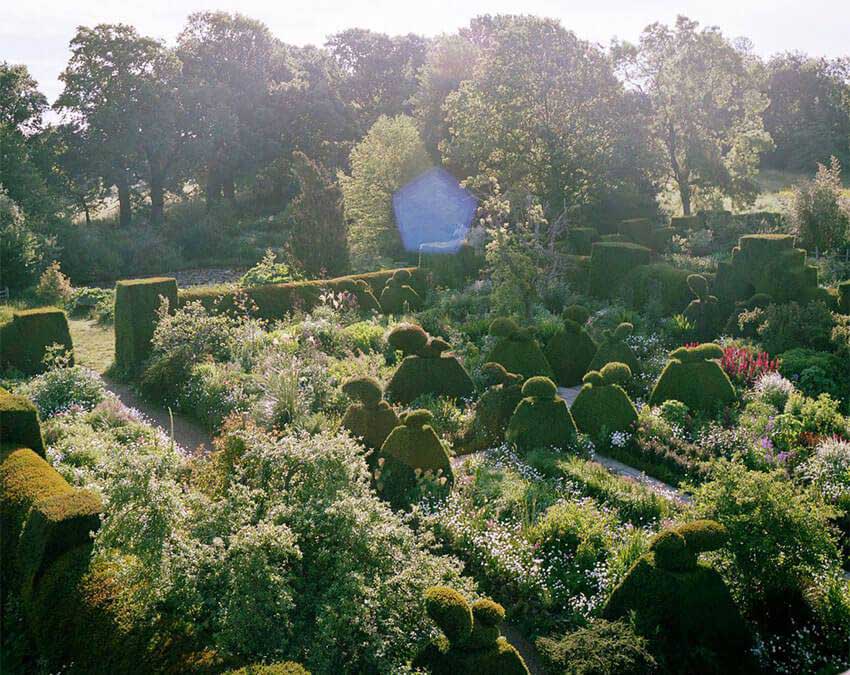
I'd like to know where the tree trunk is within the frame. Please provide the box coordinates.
[205,163,222,211]
[150,168,165,225]
[79,195,91,226]
[116,173,132,227]
[679,181,692,216]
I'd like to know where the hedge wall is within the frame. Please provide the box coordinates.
[114,277,178,374]
[178,267,426,320]
[0,307,74,375]
[0,388,45,456]
[588,242,652,298]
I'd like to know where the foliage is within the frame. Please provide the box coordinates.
[790,156,850,252]
[720,346,778,387]
[506,377,577,451]
[240,249,301,287]
[35,261,73,306]
[0,188,48,293]
[0,307,75,375]
[649,343,736,414]
[18,357,106,418]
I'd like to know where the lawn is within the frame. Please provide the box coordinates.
[68,317,114,373]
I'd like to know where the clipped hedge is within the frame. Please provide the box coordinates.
[839,280,850,314]
[618,218,654,248]
[620,263,692,316]
[485,319,554,380]
[588,323,640,374]
[588,242,652,298]
[340,377,399,460]
[179,267,425,320]
[0,388,45,456]
[114,277,178,374]
[465,363,524,452]
[544,318,598,387]
[0,307,74,374]
[567,227,599,255]
[506,377,577,452]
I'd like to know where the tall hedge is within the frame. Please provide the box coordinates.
[114,277,178,374]
[588,242,652,298]
[0,388,45,456]
[0,307,74,374]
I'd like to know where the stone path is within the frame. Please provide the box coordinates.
[103,378,213,455]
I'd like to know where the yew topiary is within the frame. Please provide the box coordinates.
[379,270,422,314]
[588,322,640,374]
[649,343,735,414]
[466,364,524,452]
[114,277,178,374]
[0,308,74,375]
[505,377,577,452]
[570,362,638,440]
[544,308,598,386]
[486,319,554,380]
[340,377,399,459]
[0,388,45,456]
[683,274,722,341]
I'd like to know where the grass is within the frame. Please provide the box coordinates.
[68,318,114,374]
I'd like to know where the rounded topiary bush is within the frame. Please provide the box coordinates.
[486,319,554,380]
[544,314,598,386]
[342,376,382,406]
[379,272,422,314]
[684,274,723,341]
[424,586,473,643]
[649,343,735,414]
[0,308,74,375]
[588,323,640,374]
[650,529,696,572]
[340,377,399,457]
[0,387,45,456]
[466,363,524,452]
[506,377,577,452]
[570,362,637,440]
[387,323,429,357]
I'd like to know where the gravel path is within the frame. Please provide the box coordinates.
[103,378,213,455]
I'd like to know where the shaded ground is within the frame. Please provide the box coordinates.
[68,318,114,373]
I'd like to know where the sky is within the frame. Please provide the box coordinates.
[4,0,849,105]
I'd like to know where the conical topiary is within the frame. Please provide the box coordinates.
[571,362,638,440]
[464,363,524,452]
[376,409,452,508]
[485,318,554,380]
[602,520,751,672]
[379,269,422,314]
[505,376,577,452]
[588,322,640,374]
[683,274,722,341]
[340,377,399,462]
[413,587,529,675]
[649,343,736,414]
[544,306,598,386]
[385,324,474,404]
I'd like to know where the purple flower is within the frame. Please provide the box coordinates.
[760,437,773,450]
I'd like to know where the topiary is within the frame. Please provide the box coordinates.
[376,409,452,508]
[379,270,422,314]
[385,324,474,405]
[0,308,74,375]
[465,363,524,452]
[649,343,735,414]
[571,362,638,440]
[505,377,577,452]
[0,388,45,456]
[683,274,723,341]
[839,280,850,314]
[588,322,640,374]
[339,278,381,313]
[340,377,399,461]
[589,241,652,298]
[486,319,554,380]
[602,520,751,673]
[114,277,178,374]
[414,587,529,675]
[544,309,598,386]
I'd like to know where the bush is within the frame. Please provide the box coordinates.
[486,319,554,380]
[588,323,640,374]
[649,344,736,414]
[0,307,74,375]
[588,242,652,298]
[751,371,796,410]
[683,274,722,341]
[621,263,692,317]
[224,664,310,675]
[0,387,45,455]
[571,363,638,440]
[778,348,849,401]
[0,189,46,293]
[35,261,73,306]
[19,363,106,418]
[544,314,598,386]
[114,277,178,374]
[758,301,835,354]
[341,377,399,458]
[380,269,423,314]
[506,377,577,451]
[240,249,301,287]
[790,157,849,253]
[423,586,473,643]
[465,364,524,452]
[536,619,657,675]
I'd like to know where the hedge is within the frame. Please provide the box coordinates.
[419,243,482,288]
[0,307,74,374]
[618,218,654,248]
[588,242,652,298]
[506,377,577,452]
[567,227,599,255]
[114,277,178,374]
[544,319,597,386]
[571,364,638,440]
[179,267,426,320]
[485,319,554,380]
[0,388,45,456]
[620,263,692,316]
[649,344,736,414]
[839,280,850,313]
[340,377,399,461]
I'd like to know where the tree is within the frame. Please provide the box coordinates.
[177,12,280,209]
[326,29,428,133]
[790,156,849,253]
[55,24,187,226]
[614,16,773,215]
[442,15,660,226]
[288,151,349,276]
[762,53,850,172]
[339,115,431,269]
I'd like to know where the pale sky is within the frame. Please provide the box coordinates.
[3,0,849,104]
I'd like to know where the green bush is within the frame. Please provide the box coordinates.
[839,280,850,313]
[649,343,735,414]
[225,663,310,675]
[0,307,74,375]
[380,269,423,314]
[588,242,652,298]
[506,377,577,452]
[20,363,106,418]
[536,619,657,675]
[778,348,849,401]
[465,364,524,452]
[240,248,301,287]
[486,319,554,380]
[571,363,638,440]
[0,388,45,455]
[414,587,529,675]
[114,277,178,374]
[567,227,599,255]
[621,263,692,316]
[544,315,598,386]
[683,274,723,341]
[757,301,835,354]
[341,377,400,459]
[618,218,654,248]
[588,323,640,374]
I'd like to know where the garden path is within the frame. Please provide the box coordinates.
[103,378,213,455]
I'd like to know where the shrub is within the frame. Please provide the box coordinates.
[567,227,599,255]
[465,364,524,452]
[621,263,692,317]
[486,319,554,380]
[752,371,796,410]
[114,277,178,374]
[588,323,640,374]
[778,348,849,401]
[423,586,473,643]
[571,363,638,441]
[649,343,736,414]
[588,242,652,298]
[224,663,310,675]
[544,312,598,386]
[536,619,657,675]
[380,269,423,314]
[341,377,400,458]
[0,189,46,293]
[790,156,849,254]
[658,400,689,429]
[758,301,835,354]
[683,273,722,341]
[0,307,74,375]
[35,261,73,306]
[506,377,577,451]
[0,388,45,455]
[19,362,106,418]
[240,249,301,287]
[840,280,850,313]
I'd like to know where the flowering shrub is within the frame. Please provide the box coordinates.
[240,248,301,287]
[720,346,778,387]
[799,437,850,508]
[751,371,796,410]
[19,354,106,417]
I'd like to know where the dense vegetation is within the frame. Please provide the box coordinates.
[2,9,850,675]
